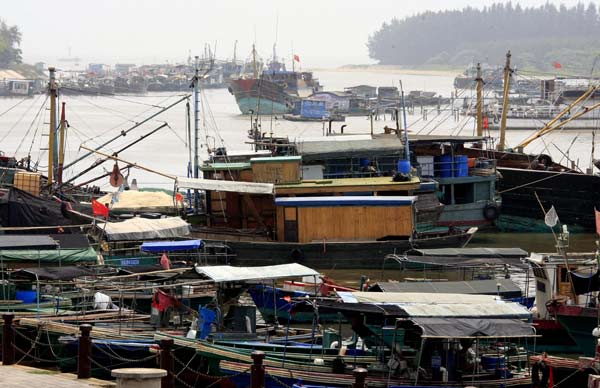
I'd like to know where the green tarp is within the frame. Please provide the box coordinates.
[0,247,98,264]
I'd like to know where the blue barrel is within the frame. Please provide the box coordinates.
[481,355,506,371]
[16,290,37,304]
[454,155,469,177]
[397,159,411,174]
[434,155,453,177]
[359,158,371,168]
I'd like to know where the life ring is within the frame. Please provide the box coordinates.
[531,360,549,387]
[483,204,499,221]
[290,248,304,262]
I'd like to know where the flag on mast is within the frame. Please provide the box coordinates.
[595,207,600,237]
[544,205,559,227]
[293,54,300,62]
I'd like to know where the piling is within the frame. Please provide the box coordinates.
[2,314,15,365]
[352,368,368,388]
[112,368,167,388]
[251,350,266,388]
[159,339,174,388]
[78,324,92,379]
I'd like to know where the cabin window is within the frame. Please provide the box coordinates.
[453,183,474,204]
[536,281,546,293]
[560,268,569,283]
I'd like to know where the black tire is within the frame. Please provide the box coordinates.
[531,360,549,387]
[290,248,304,262]
[483,204,499,221]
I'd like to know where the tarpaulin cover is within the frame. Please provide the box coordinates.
[0,235,58,250]
[0,188,74,229]
[97,190,176,213]
[0,247,98,263]
[195,263,319,282]
[404,317,536,338]
[570,270,600,295]
[11,266,96,280]
[141,240,203,252]
[97,217,190,241]
[176,177,274,195]
[371,279,522,298]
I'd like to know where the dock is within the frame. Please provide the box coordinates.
[0,363,115,387]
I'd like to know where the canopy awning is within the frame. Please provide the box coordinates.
[404,317,536,338]
[97,217,190,241]
[141,240,203,252]
[0,235,58,250]
[371,279,522,298]
[0,247,98,264]
[195,263,319,283]
[176,177,274,195]
[11,266,97,281]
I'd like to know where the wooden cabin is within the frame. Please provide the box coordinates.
[275,196,416,243]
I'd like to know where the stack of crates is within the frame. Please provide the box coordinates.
[13,171,41,196]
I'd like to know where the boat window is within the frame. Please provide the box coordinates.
[560,267,569,283]
[453,183,474,204]
[536,281,546,293]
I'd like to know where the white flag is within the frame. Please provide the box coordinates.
[544,205,559,227]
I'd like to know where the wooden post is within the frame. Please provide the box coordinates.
[352,368,368,388]
[251,351,266,388]
[498,51,511,151]
[78,324,92,379]
[2,314,15,365]
[160,339,174,388]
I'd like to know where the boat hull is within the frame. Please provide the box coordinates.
[229,78,294,114]
[497,167,600,232]
[552,305,599,356]
[193,229,477,269]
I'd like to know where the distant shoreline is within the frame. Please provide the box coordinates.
[308,65,463,77]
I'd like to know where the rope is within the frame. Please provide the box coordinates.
[91,341,158,363]
[268,372,296,388]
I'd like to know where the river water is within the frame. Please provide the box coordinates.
[0,68,598,254]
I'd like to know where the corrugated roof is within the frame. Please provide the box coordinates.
[0,235,58,250]
[0,70,26,80]
[195,263,319,282]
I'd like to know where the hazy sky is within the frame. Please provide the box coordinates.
[4,0,595,68]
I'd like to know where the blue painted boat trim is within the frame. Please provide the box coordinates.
[275,196,416,207]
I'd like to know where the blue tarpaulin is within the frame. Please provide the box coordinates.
[141,240,203,252]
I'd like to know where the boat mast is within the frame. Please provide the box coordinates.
[193,56,200,212]
[252,44,258,79]
[57,102,67,184]
[48,67,57,186]
[476,63,483,137]
[498,51,511,151]
[400,80,410,161]
[233,40,237,63]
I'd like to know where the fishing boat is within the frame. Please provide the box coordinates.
[228,45,322,115]
[463,52,600,232]
[183,291,536,388]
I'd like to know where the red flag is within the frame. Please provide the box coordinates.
[91,199,109,218]
[483,116,489,130]
[552,61,562,69]
[293,54,300,62]
[283,295,291,303]
[595,208,600,237]
[175,192,184,202]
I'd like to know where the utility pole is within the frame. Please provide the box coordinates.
[498,51,511,151]
[476,63,483,137]
[48,67,57,186]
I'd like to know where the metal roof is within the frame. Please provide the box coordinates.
[194,263,319,282]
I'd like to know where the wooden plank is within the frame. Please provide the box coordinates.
[276,183,418,195]
[297,206,413,243]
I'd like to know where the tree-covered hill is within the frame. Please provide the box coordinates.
[367,2,600,73]
[0,19,22,67]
